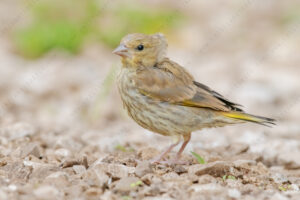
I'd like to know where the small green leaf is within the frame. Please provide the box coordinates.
[114,144,135,152]
[278,186,287,191]
[222,175,227,181]
[191,151,206,164]
[222,175,236,181]
[122,196,132,200]
[115,144,127,152]
[227,175,236,180]
[130,180,143,188]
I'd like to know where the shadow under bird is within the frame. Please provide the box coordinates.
[113,33,275,164]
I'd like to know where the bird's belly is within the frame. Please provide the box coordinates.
[120,87,204,136]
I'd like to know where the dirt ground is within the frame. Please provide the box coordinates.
[0,1,300,200]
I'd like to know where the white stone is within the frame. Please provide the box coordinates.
[189,183,224,192]
[73,165,86,174]
[8,184,17,191]
[33,185,59,200]
[93,162,135,178]
[54,148,71,159]
[290,184,299,191]
[228,188,241,198]
[4,123,35,140]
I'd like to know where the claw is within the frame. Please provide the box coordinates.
[157,159,189,165]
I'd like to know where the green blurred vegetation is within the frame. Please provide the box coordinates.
[98,4,183,48]
[280,6,300,25]
[14,0,184,59]
[14,0,98,58]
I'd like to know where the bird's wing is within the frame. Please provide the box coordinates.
[134,58,243,112]
[188,81,243,112]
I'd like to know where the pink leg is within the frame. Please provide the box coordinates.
[161,133,192,165]
[151,139,180,164]
[174,133,191,162]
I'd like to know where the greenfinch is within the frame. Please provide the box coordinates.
[113,33,275,164]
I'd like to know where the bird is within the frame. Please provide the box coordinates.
[113,33,275,164]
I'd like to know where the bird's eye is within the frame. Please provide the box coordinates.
[136,44,144,51]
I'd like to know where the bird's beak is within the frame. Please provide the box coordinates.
[112,44,130,57]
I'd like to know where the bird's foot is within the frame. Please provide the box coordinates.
[149,156,164,164]
[150,157,188,165]
[161,158,189,165]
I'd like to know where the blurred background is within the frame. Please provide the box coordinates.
[0,0,300,198]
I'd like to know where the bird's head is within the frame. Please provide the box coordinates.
[113,33,167,68]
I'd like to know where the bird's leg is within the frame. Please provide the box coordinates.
[155,133,191,165]
[174,133,191,162]
[151,138,180,164]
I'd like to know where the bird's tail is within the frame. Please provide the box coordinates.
[221,112,276,127]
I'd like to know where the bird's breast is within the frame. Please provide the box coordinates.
[117,68,207,136]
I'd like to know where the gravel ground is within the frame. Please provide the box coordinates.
[0,1,300,199]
